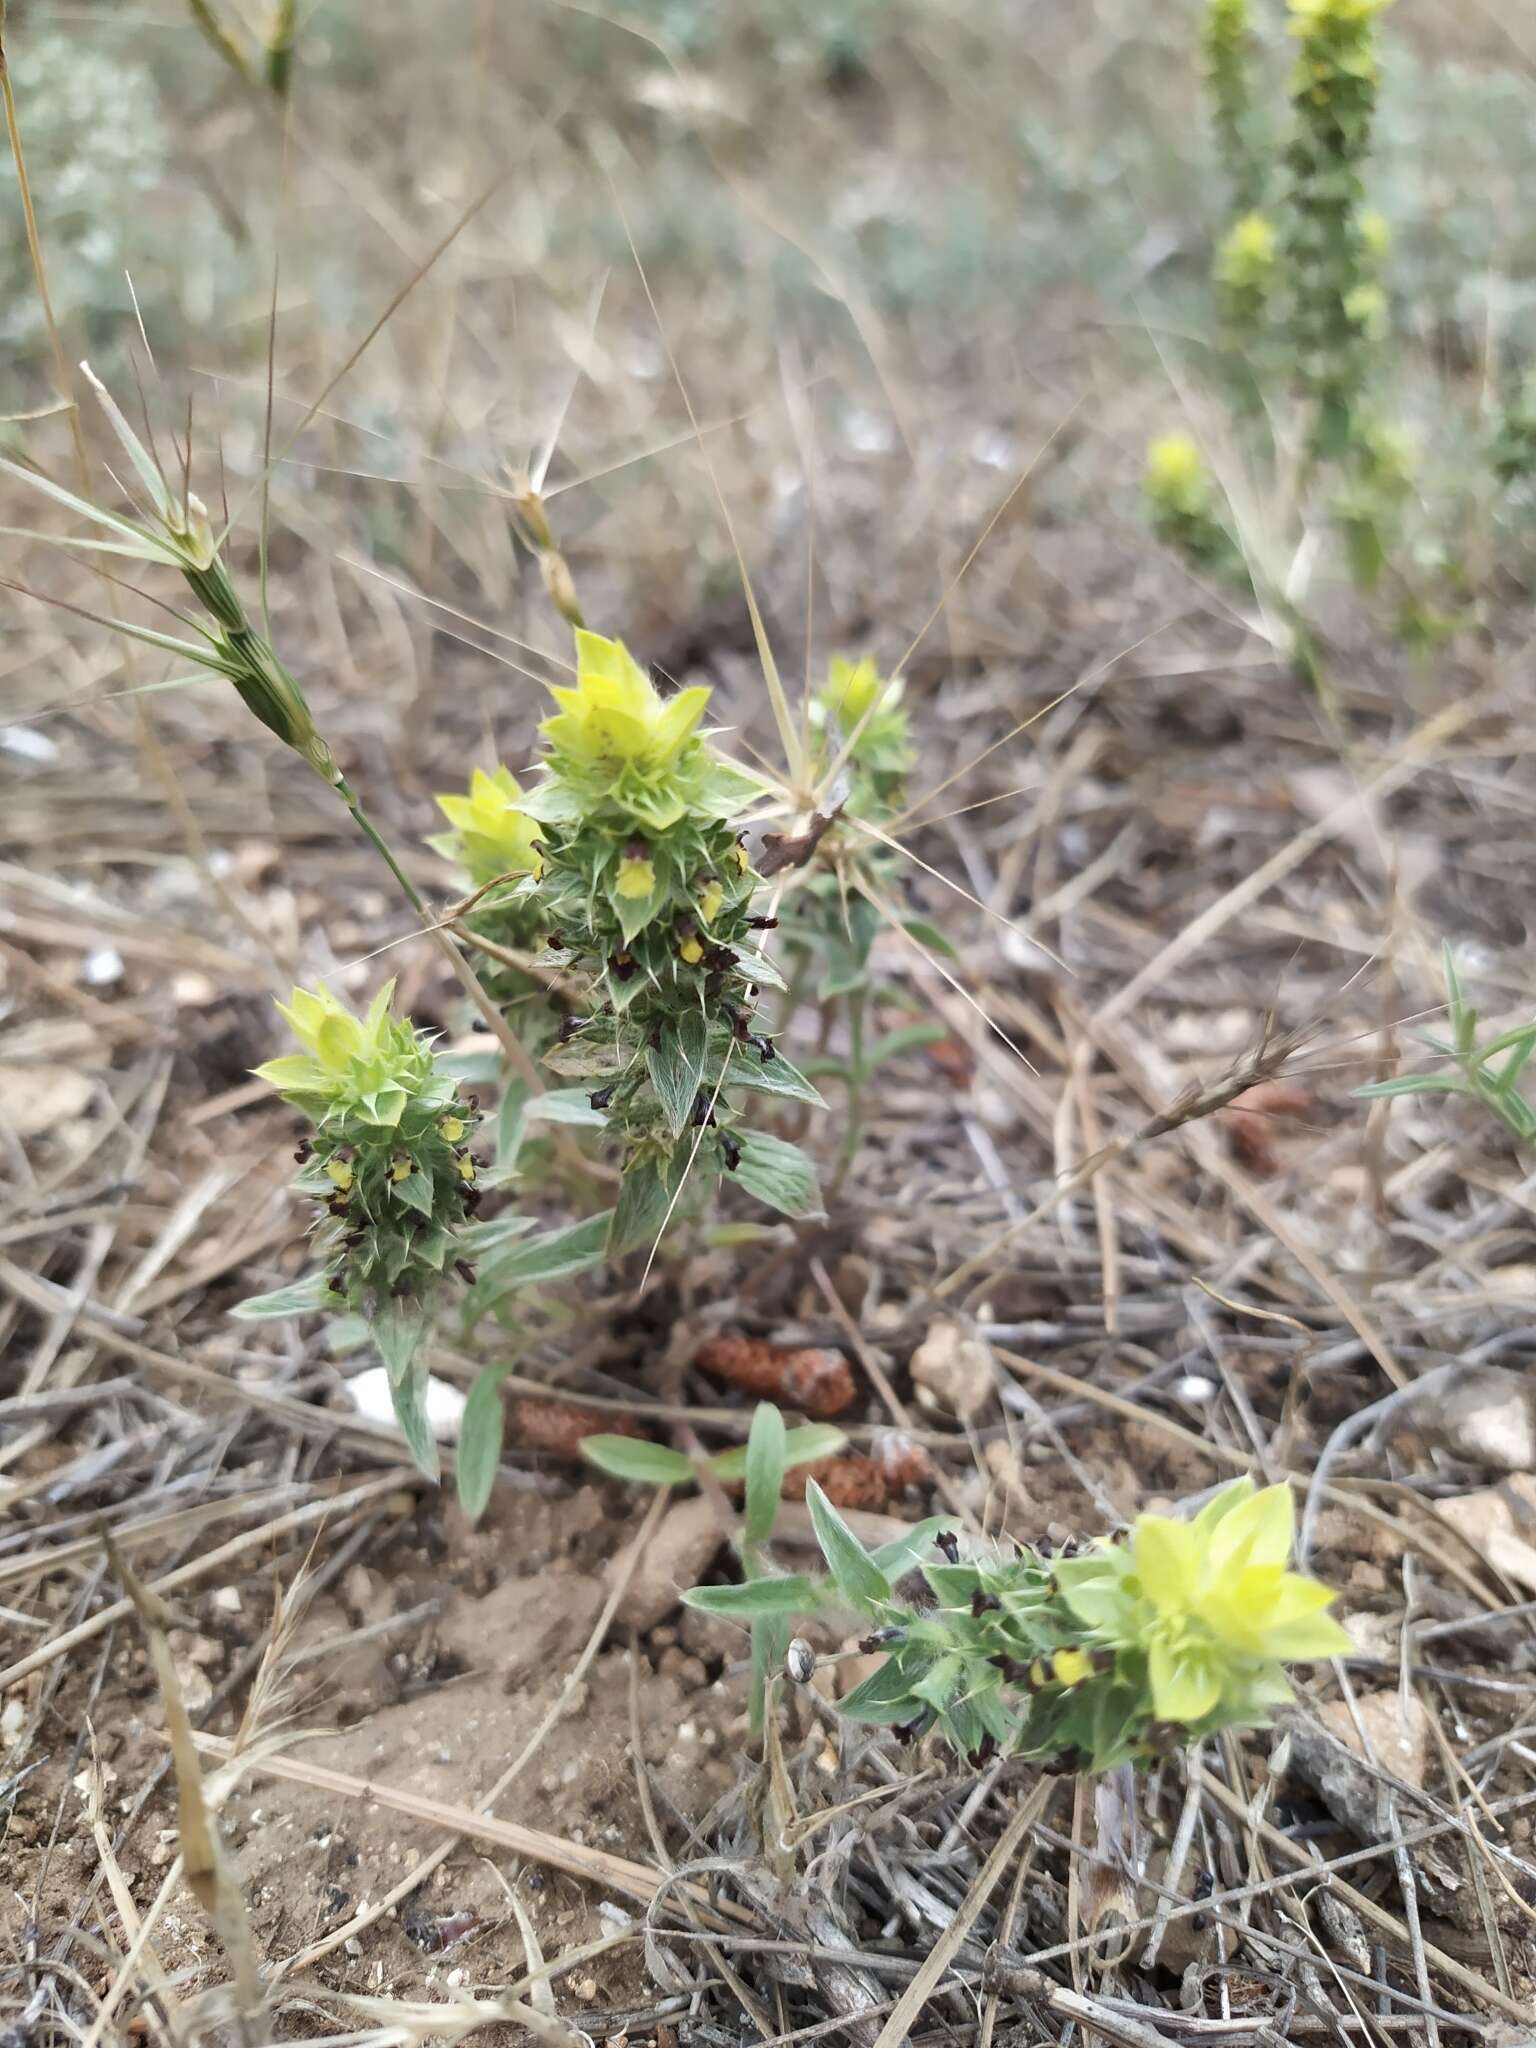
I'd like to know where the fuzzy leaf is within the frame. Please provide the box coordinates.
[482,1210,612,1289]
[731,1130,823,1220]
[684,1575,820,1618]
[580,1435,695,1485]
[743,1402,786,1550]
[647,1009,710,1141]
[229,1274,330,1320]
[393,1169,436,1218]
[523,1087,610,1129]
[806,1479,890,1613]
[710,1047,826,1109]
[372,1308,438,1481]
[456,1366,511,1521]
[838,1655,923,1725]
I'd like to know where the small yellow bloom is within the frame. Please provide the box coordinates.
[457,1154,477,1183]
[730,841,750,874]
[390,1154,411,1183]
[1048,1647,1094,1686]
[440,1114,466,1143]
[697,878,724,925]
[821,655,886,728]
[616,854,656,900]
[325,1159,353,1192]
[1216,212,1276,292]
[434,765,542,885]
[1145,433,1207,503]
[678,934,705,965]
[1344,282,1387,335]
[1359,209,1391,261]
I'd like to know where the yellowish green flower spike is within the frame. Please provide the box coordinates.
[1202,0,1265,215]
[1056,1479,1351,1729]
[1282,0,1395,454]
[513,628,825,1249]
[253,983,484,1388]
[720,1475,1349,1772]
[427,766,564,1050]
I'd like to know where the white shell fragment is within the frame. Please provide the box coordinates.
[347,1365,467,1443]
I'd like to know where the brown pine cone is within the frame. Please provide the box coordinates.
[512,1398,646,1460]
[694,1335,856,1418]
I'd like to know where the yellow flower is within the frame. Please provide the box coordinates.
[821,655,886,728]
[1059,1478,1351,1726]
[678,934,705,965]
[434,766,542,885]
[697,877,724,925]
[273,982,395,1076]
[616,853,656,900]
[1344,282,1387,335]
[440,1114,466,1143]
[542,630,710,780]
[1145,433,1207,504]
[324,1158,353,1192]
[1216,212,1276,291]
[1359,208,1391,261]
[457,1155,477,1183]
[390,1154,411,1183]
[253,981,419,1127]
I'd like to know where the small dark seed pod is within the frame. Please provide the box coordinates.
[589,1083,617,1111]
[934,1530,961,1564]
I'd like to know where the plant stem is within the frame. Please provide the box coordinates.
[833,985,868,1194]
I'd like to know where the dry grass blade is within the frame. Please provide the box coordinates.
[863,1780,1050,2048]
[100,1525,265,2024]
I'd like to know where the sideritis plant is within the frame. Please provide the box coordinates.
[251,983,485,1475]
[515,629,828,1249]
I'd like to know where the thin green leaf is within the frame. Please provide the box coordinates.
[579,1436,695,1485]
[457,1365,513,1521]
[869,1517,962,1580]
[743,1402,786,1550]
